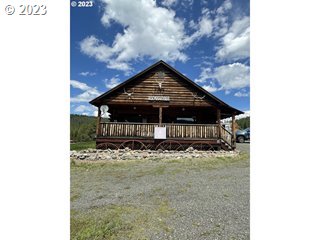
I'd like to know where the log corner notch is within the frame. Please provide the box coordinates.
[231,113,236,149]
[96,106,102,136]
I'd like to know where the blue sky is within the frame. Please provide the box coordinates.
[71,0,250,117]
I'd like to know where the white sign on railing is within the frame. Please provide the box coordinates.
[154,127,167,139]
[148,96,170,101]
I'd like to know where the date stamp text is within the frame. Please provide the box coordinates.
[4,5,47,16]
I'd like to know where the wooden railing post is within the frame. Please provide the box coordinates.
[159,107,163,127]
[96,106,101,136]
[217,109,221,140]
[232,113,236,149]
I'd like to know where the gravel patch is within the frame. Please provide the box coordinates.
[236,143,250,153]
[71,149,250,239]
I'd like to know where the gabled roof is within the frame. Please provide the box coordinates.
[90,60,243,116]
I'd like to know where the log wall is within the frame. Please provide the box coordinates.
[102,65,217,108]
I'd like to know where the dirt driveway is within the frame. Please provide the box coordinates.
[71,148,250,240]
[236,142,250,153]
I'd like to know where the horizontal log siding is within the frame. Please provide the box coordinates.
[99,122,221,140]
[104,66,215,107]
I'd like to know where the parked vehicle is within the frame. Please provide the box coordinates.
[236,128,250,143]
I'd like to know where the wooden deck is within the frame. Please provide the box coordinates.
[97,122,234,150]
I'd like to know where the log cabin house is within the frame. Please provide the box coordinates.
[90,60,243,151]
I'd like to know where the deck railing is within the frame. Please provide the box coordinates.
[99,122,221,140]
[166,123,218,139]
[220,126,232,147]
[99,122,158,138]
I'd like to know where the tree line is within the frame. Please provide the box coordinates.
[236,117,250,129]
[70,114,97,142]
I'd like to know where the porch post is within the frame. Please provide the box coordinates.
[217,109,221,140]
[96,106,101,136]
[232,113,236,149]
[159,106,163,126]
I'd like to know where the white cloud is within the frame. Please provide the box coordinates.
[181,0,193,9]
[185,14,214,44]
[74,105,94,113]
[70,80,92,91]
[198,16,214,36]
[222,110,250,122]
[195,62,249,92]
[161,0,178,7]
[79,71,96,76]
[193,1,249,94]
[185,1,232,45]
[237,110,250,119]
[195,67,214,83]
[213,63,250,90]
[216,0,232,15]
[185,0,234,47]
[80,0,189,73]
[74,105,109,118]
[188,20,197,30]
[70,80,101,103]
[79,0,241,73]
[107,61,132,73]
[234,89,249,97]
[73,104,99,117]
[104,76,121,89]
[212,0,232,37]
[200,0,208,6]
[215,16,250,62]
[202,85,218,92]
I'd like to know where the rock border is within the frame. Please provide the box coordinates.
[70,147,239,161]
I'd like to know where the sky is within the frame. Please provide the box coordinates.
[70,0,250,117]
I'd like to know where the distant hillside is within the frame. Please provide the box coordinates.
[236,117,250,129]
[70,114,97,142]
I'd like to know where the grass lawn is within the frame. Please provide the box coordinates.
[71,200,174,240]
[70,141,95,151]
